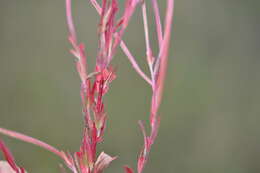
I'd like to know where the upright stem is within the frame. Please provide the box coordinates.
[141,2,151,54]
[137,0,175,173]
[151,0,163,47]
[141,1,155,86]
[66,0,77,41]
[155,0,174,108]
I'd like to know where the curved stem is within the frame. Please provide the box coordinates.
[0,127,63,158]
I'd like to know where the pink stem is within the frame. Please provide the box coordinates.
[137,0,175,172]
[120,41,152,86]
[0,127,63,158]
[155,0,174,108]
[66,0,77,41]
[141,1,154,86]
[90,0,102,13]
[151,0,163,47]
[141,1,151,55]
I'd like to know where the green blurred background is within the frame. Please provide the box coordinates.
[0,0,259,172]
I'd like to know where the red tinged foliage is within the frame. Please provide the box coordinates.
[0,0,174,173]
[65,0,139,172]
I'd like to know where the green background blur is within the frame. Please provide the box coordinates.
[0,0,259,172]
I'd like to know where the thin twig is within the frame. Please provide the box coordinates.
[120,41,152,85]
[141,1,151,54]
[141,1,155,87]
[151,0,163,47]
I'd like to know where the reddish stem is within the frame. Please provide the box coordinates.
[0,127,63,159]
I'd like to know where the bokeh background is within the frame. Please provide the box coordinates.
[0,0,260,172]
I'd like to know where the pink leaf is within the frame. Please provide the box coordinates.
[94,152,116,173]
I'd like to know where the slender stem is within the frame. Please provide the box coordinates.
[141,1,151,55]
[0,127,63,158]
[66,0,77,41]
[90,0,102,13]
[141,1,155,87]
[120,41,152,86]
[156,0,174,111]
[137,1,175,172]
[151,0,163,47]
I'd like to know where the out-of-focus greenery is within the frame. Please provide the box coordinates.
[0,0,259,173]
